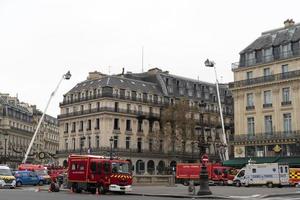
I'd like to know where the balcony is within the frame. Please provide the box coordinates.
[232,47,300,70]
[281,101,292,106]
[229,69,300,89]
[60,93,163,106]
[246,105,255,111]
[58,107,160,119]
[233,131,300,143]
[263,103,273,108]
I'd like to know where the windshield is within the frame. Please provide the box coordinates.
[35,169,48,176]
[112,162,130,174]
[0,169,13,176]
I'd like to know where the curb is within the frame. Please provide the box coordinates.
[37,188,230,199]
[260,192,300,199]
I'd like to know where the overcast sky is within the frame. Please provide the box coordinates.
[0,0,299,117]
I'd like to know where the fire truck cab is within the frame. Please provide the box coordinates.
[68,154,132,194]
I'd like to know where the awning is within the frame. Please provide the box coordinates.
[223,157,280,168]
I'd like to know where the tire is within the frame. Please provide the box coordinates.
[97,185,106,194]
[16,181,22,187]
[219,180,225,186]
[183,181,189,186]
[72,183,82,193]
[267,182,273,188]
[235,181,241,187]
[38,180,44,186]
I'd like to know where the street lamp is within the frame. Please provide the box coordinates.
[23,71,71,163]
[3,133,8,164]
[204,59,228,161]
[197,103,212,195]
[109,136,114,160]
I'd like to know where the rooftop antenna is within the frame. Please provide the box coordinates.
[142,46,144,73]
[108,66,111,75]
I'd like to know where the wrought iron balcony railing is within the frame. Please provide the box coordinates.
[60,93,163,106]
[58,107,160,119]
[229,69,300,89]
[233,130,300,143]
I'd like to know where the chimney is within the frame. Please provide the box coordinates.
[87,71,106,80]
[284,19,295,28]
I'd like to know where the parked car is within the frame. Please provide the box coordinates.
[14,171,44,187]
[0,165,16,189]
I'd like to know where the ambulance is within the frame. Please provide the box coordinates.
[0,165,16,188]
[233,162,289,187]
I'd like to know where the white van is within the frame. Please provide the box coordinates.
[233,163,289,187]
[0,165,16,188]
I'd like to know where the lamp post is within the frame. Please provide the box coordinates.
[109,136,113,160]
[23,71,71,164]
[3,133,8,164]
[197,103,212,195]
[204,59,228,161]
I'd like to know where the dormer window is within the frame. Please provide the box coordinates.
[282,43,291,58]
[264,48,273,62]
[246,52,255,66]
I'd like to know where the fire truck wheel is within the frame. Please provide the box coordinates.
[72,183,82,193]
[183,181,189,186]
[97,185,106,194]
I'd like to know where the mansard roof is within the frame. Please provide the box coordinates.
[67,75,163,95]
[240,23,300,54]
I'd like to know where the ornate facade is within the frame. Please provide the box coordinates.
[0,93,59,168]
[57,68,233,174]
[230,20,300,158]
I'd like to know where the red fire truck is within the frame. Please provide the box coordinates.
[67,154,132,194]
[176,163,236,185]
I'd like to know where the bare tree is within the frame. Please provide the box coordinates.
[159,98,198,153]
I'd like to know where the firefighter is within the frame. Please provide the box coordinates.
[49,179,60,192]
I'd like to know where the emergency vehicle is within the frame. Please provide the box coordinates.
[18,164,51,184]
[67,154,132,194]
[289,168,300,186]
[233,162,289,187]
[176,163,235,185]
[0,165,16,188]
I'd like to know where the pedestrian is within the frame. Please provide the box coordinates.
[49,179,60,192]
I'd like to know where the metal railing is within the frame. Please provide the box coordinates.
[60,93,163,106]
[233,130,300,142]
[229,69,300,89]
[58,107,160,119]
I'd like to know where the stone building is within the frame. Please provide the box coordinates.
[32,107,59,164]
[57,68,233,174]
[0,93,59,167]
[229,20,300,160]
